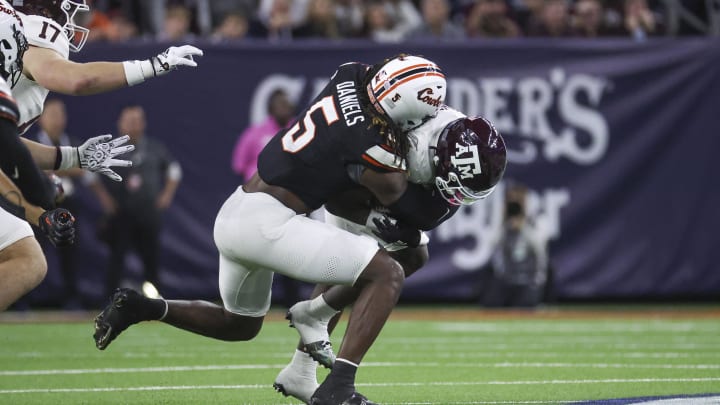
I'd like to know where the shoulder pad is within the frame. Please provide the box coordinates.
[20,13,70,59]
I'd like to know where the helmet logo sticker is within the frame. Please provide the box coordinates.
[451,144,482,179]
[417,88,442,107]
[0,3,21,26]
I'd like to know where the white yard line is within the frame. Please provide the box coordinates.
[1,377,719,395]
[2,361,720,376]
[431,322,720,334]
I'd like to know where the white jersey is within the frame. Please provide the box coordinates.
[0,75,12,99]
[406,105,465,185]
[13,12,69,133]
[326,106,464,251]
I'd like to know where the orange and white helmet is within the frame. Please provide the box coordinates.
[367,55,446,131]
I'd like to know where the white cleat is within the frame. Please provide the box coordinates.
[286,300,336,368]
[273,360,319,404]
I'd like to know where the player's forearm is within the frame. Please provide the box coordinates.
[0,169,44,226]
[161,178,181,202]
[38,60,128,96]
[20,138,57,169]
[3,137,55,210]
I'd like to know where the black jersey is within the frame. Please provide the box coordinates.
[258,63,406,210]
[0,79,55,210]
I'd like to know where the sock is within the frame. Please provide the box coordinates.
[326,358,357,388]
[144,298,168,321]
[308,295,340,321]
[289,349,318,377]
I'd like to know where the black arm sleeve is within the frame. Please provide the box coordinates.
[0,190,26,219]
[387,182,459,231]
[0,110,56,210]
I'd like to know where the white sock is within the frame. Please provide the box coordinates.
[290,349,318,376]
[307,295,339,322]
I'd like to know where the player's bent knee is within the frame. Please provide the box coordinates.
[221,311,264,341]
[392,247,429,277]
[25,256,47,288]
[4,238,48,289]
[357,252,406,291]
[386,258,406,292]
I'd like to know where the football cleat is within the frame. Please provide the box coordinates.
[93,288,145,350]
[286,301,336,368]
[273,361,319,404]
[310,391,378,405]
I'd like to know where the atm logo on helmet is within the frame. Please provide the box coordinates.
[451,144,482,179]
[417,88,442,107]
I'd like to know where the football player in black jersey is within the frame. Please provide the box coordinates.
[274,107,508,403]
[94,54,450,405]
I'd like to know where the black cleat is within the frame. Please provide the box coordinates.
[310,391,378,405]
[93,288,146,350]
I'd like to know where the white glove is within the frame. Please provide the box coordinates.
[122,45,204,86]
[59,135,135,182]
[151,45,203,76]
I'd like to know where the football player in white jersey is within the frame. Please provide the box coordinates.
[8,0,201,181]
[0,1,75,310]
[274,105,508,403]
[0,0,136,310]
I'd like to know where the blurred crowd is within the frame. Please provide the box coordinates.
[81,0,714,44]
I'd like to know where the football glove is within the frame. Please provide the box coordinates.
[39,208,76,247]
[371,215,422,248]
[78,135,134,182]
[58,135,135,181]
[150,45,203,76]
[122,45,203,86]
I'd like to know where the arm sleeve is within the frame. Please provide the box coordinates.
[0,94,55,210]
[387,182,458,231]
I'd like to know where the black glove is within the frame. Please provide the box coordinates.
[39,208,76,247]
[371,215,422,248]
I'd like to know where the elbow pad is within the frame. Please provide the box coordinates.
[387,182,458,231]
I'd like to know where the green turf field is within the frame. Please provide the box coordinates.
[1,306,719,404]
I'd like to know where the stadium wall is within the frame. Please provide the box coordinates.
[31,39,720,305]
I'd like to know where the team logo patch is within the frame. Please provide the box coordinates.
[451,133,483,179]
[416,87,442,107]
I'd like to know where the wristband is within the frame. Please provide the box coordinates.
[53,146,62,170]
[57,146,79,170]
[122,60,154,86]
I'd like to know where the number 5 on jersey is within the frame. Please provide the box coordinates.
[282,96,339,153]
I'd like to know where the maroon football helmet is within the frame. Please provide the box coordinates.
[13,0,89,52]
[433,116,507,205]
